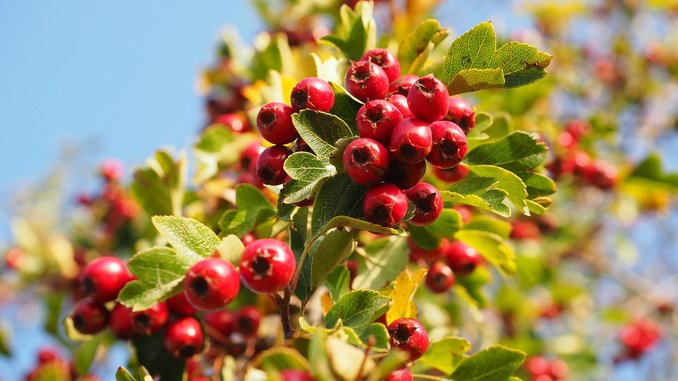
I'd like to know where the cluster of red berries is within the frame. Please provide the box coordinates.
[22,347,99,381]
[615,318,662,362]
[525,356,569,381]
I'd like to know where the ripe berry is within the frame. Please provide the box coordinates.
[294,138,313,153]
[407,74,449,122]
[404,182,442,226]
[204,309,236,343]
[445,241,482,276]
[388,318,429,361]
[240,142,264,172]
[70,299,109,335]
[345,60,390,102]
[389,118,432,164]
[100,159,124,182]
[433,165,468,183]
[444,97,475,133]
[110,303,135,339]
[256,102,299,144]
[239,239,296,293]
[184,258,240,310]
[361,48,402,82]
[167,292,197,316]
[256,145,292,186]
[80,256,134,303]
[234,306,261,337]
[164,317,204,359]
[408,238,447,262]
[281,370,316,381]
[425,262,455,293]
[385,160,426,190]
[363,183,409,227]
[343,138,390,185]
[389,75,419,96]
[241,232,257,246]
[582,160,618,190]
[216,112,251,133]
[385,93,413,118]
[290,77,335,112]
[132,302,170,336]
[385,368,413,381]
[356,100,403,144]
[427,121,468,168]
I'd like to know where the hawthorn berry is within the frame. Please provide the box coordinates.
[345,60,390,102]
[290,77,335,112]
[384,159,426,190]
[620,318,662,358]
[37,347,61,365]
[294,138,313,153]
[164,317,205,359]
[408,237,447,262]
[234,306,261,337]
[281,370,316,381]
[407,74,449,122]
[389,118,432,164]
[385,368,413,381]
[80,256,134,303]
[241,232,257,246]
[389,74,418,96]
[427,121,468,168]
[425,262,456,293]
[239,239,296,293]
[240,142,264,172]
[70,299,109,335]
[216,112,251,133]
[433,164,468,183]
[362,183,409,227]
[256,145,292,185]
[405,182,442,226]
[444,96,475,133]
[184,258,240,310]
[445,241,482,276]
[343,138,390,185]
[356,100,403,144]
[386,93,413,118]
[110,303,135,339]
[361,48,401,82]
[204,309,236,343]
[167,291,197,316]
[256,102,298,144]
[132,302,170,336]
[100,159,124,182]
[387,318,429,361]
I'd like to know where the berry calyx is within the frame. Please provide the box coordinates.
[356,100,403,144]
[444,96,475,133]
[389,75,419,96]
[234,306,261,337]
[363,183,409,227]
[256,102,299,144]
[164,317,205,359]
[387,318,429,361]
[239,239,296,293]
[426,121,468,168]
[345,60,390,102]
[425,262,456,293]
[343,138,390,185]
[290,77,335,112]
[167,292,197,316]
[386,93,413,118]
[361,48,402,82]
[80,256,134,303]
[389,118,432,164]
[444,241,482,276]
[404,182,442,226]
[184,258,240,311]
[385,160,426,190]
[256,145,292,186]
[407,74,449,122]
[70,299,109,335]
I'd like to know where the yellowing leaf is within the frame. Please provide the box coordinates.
[386,268,428,324]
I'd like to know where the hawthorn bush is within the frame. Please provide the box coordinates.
[2,1,677,381]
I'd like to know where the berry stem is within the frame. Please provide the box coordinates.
[411,374,448,381]
[280,287,293,341]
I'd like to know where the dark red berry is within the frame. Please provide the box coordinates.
[216,112,251,133]
[433,165,468,183]
[425,262,455,293]
[363,183,409,227]
[427,121,468,168]
[582,160,618,190]
[385,159,426,190]
[361,48,402,82]
[110,303,135,339]
[80,256,134,303]
[240,142,264,172]
[387,318,429,361]
[256,102,299,144]
[131,302,169,336]
[294,138,313,153]
[444,97,475,133]
[234,306,261,337]
[290,77,335,112]
[167,292,197,316]
[164,317,204,359]
[389,75,419,96]
[389,118,432,164]
[37,347,61,364]
[281,370,316,381]
[407,74,449,122]
[385,368,413,381]
[70,299,109,335]
[404,182,442,226]
[386,93,413,118]
[343,138,390,185]
[184,258,240,310]
[345,60,390,102]
[510,220,541,241]
[239,239,296,293]
[444,241,482,276]
[204,309,236,343]
[408,238,447,263]
[356,100,403,144]
[256,145,292,186]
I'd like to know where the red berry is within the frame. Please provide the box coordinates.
[290,77,335,112]
[356,100,403,144]
[444,241,482,276]
[70,299,109,335]
[239,239,296,293]
[386,93,413,118]
[564,119,591,141]
[241,232,257,246]
[37,347,61,364]
[404,182,442,226]
[582,160,618,190]
[131,302,170,336]
[389,75,419,96]
[389,118,432,164]
[234,306,261,337]
[363,183,409,227]
[385,160,426,190]
[385,368,413,381]
[510,220,541,241]
[80,256,134,303]
[100,159,124,182]
[294,138,313,153]
[204,309,236,343]
[184,258,240,310]
[216,112,251,133]
[427,121,468,168]
[167,292,197,316]
[281,370,316,381]
[110,303,135,339]
[361,48,402,82]
[408,238,447,263]
[256,145,292,185]
[387,318,429,361]
[345,60,390,102]
[343,138,390,185]
[256,102,299,144]
[164,317,204,359]
[240,142,264,172]
[444,97,475,133]
[407,74,449,122]
[433,165,468,183]
[425,262,455,293]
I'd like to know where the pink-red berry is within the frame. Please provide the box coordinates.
[356,100,403,144]
[425,262,455,293]
[80,256,134,303]
[361,48,402,82]
[164,317,204,359]
[363,183,409,227]
[444,241,482,276]
[343,138,390,185]
[385,368,413,381]
[130,302,170,336]
[167,292,197,316]
[407,74,449,122]
[386,93,413,118]
[408,238,447,263]
[433,165,468,183]
[216,112,251,133]
[427,121,468,168]
[444,97,475,133]
[388,318,429,361]
[281,370,316,381]
[404,182,442,225]
[385,160,426,190]
[345,60,390,102]
[110,303,135,339]
[70,299,109,335]
[389,118,432,164]
[184,258,240,310]
[234,306,261,337]
[240,142,264,172]
[256,145,292,186]
[256,102,299,144]
[239,239,296,293]
[389,75,419,96]
[204,309,236,343]
[290,77,335,112]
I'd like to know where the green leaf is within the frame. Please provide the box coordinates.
[398,19,450,74]
[283,152,337,204]
[354,236,409,290]
[116,367,137,381]
[131,150,186,216]
[465,131,548,172]
[443,177,511,217]
[326,265,351,303]
[329,82,363,131]
[256,347,309,372]
[455,230,516,276]
[215,235,245,265]
[517,172,557,198]
[408,209,462,250]
[75,333,108,375]
[490,42,551,88]
[311,230,355,288]
[292,110,354,159]
[418,336,471,374]
[0,324,10,357]
[467,165,529,215]
[629,153,678,187]
[153,216,221,260]
[320,1,376,61]
[311,174,368,236]
[314,215,403,238]
[359,323,390,351]
[219,184,276,237]
[464,216,512,239]
[193,128,256,183]
[448,68,505,94]
[324,290,390,335]
[290,208,313,301]
[442,22,496,83]
[450,345,526,381]
[133,332,184,381]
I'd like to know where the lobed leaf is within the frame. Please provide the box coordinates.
[450,345,526,381]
